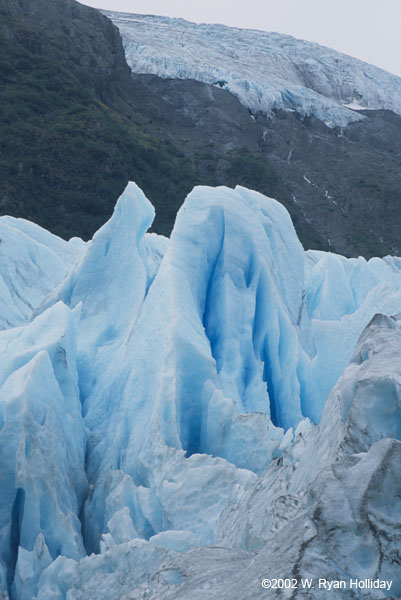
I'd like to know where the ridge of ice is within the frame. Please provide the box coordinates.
[105,11,401,127]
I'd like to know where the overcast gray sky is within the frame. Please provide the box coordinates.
[80,0,401,78]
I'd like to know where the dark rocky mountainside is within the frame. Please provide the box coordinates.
[130,75,401,257]
[1,0,401,257]
[0,0,197,238]
[258,108,401,257]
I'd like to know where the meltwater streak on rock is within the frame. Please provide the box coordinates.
[1,183,401,598]
[107,12,401,127]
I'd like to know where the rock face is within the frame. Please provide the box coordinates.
[129,71,401,257]
[0,0,131,105]
[1,182,401,598]
[258,109,401,257]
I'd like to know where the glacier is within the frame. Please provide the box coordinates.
[1,182,401,598]
[105,11,401,127]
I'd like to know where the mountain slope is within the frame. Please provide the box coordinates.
[128,73,401,257]
[1,0,401,257]
[0,0,198,239]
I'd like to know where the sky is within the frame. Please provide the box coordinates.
[80,0,401,78]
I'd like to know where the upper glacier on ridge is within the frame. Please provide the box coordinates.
[1,183,401,598]
[105,11,401,126]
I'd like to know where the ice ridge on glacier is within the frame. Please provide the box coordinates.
[1,183,401,598]
[105,11,401,127]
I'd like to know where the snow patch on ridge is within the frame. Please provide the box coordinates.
[106,11,401,126]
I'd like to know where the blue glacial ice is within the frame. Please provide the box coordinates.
[1,182,401,598]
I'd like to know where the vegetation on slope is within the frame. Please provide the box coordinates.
[0,3,197,239]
